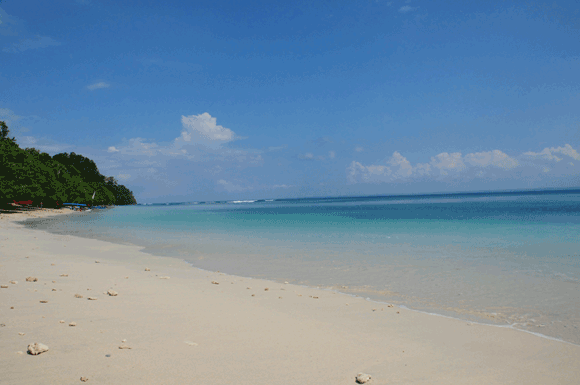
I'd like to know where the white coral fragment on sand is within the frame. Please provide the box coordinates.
[355,372,372,384]
[27,342,49,355]
[107,289,118,296]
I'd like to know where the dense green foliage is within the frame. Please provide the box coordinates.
[0,121,136,207]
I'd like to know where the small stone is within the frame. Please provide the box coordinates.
[80,376,89,382]
[251,294,255,297]
[284,281,289,284]
[95,261,100,263]
[69,322,76,327]
[396,311,400,314]
[59,320,65,323]
[74,294,83,298]
[26,277,38,282]
[60,274,68,277]
[27,342,49,355]
[184,341,198,346]
[211,281,219,285]
[39,300,48,303]
[107,289,118,296]
[312,296,319,299]
[10,281,17,284]
[247,287,251,289]
[52,281,56,283]
[87,297,97,300]
[159,276,170,279]
[10,307,14,309]
[18,332,25,336]
[145,268,150,271]
[105,354,111,357]
[0,285,7,288]
[121,339,126,342]
[355,372,372,384]
[52,288,57,291]
[16,351,24,355]
[118,344,131,349]
[264,288,269,291]
[51,263,55,266]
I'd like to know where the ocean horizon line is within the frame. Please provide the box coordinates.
[137,186,580,206]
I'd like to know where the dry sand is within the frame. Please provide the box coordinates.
[1,210,579,384]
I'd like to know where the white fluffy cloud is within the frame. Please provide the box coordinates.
[523,144,580,162]
[347,146,578,184]
[179,113,235,143]
[465,150,519,169]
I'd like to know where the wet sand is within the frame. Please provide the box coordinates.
[1,210,579,384]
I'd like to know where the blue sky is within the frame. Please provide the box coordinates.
[1,0,579,202]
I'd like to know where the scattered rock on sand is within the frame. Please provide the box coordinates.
[145,268,150,271]
[26,277,38,282]
[355,373,372,384]
[80,376,89,382]
[95,261,100,263]
[87,297,97,300]
[107,289,118,296]
[0,285,7,288]
[159,276,170,279]
[27,342,49,355]
[10,280,17,284]
[39,300,48,303]
[184,341,198,346]
[69,322,76,327]
[59,320,65,323]
[60,274,68,277]
[18,332,25,336]
[264,288,269,291]
[211,281,219,285]
[118,344,131,349]
[74,294,83,298]
[52,288,57,291]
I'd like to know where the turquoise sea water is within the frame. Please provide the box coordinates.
[27,190,580,344]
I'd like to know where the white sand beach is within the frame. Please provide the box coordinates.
[1,210,579,384]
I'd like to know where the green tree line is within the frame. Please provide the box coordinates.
[0,121,136,208]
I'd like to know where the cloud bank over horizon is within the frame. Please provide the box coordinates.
[347,145,580,186]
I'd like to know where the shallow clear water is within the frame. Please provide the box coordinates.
[27,190,580,344]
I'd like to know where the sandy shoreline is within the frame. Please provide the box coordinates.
[1,211,579,384]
